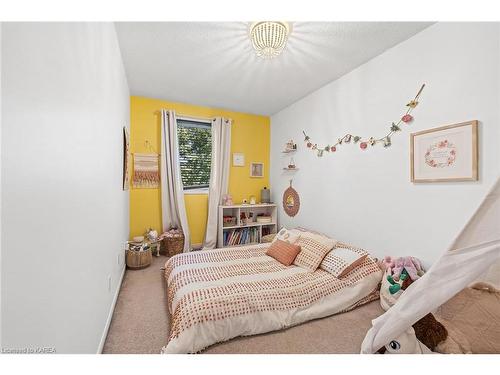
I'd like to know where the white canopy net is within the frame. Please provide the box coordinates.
[361,176,500,353]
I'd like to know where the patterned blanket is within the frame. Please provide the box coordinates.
[163,243,382,353]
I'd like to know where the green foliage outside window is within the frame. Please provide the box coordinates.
[177,120,212,189]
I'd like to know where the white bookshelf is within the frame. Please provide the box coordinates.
[218,203,278,248]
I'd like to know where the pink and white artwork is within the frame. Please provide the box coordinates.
[410,121,478,183]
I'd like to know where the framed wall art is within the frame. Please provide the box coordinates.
[123,126,130,190]
[250,162,264,178]
[233,153,245,166]
[410,120,478,183]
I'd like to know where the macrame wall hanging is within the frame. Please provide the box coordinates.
[132,153,160,188]
[283,180,300,217]
[302,84,426,157]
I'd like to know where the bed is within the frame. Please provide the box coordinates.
[162,242,383,353]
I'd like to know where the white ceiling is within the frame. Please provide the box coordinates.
[115,22,432,115]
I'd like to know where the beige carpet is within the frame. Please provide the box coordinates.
[103,255,384,354]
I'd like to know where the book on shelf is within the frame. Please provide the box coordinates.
[223,227,260,246]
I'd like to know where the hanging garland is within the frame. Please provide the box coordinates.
[302,84,426,156]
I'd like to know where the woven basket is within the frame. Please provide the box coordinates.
[161,229,184,257]
[126,248,152,269]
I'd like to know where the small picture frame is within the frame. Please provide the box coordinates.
[233,153,245,166]
[410,120,478,183]
[250,162,264,178]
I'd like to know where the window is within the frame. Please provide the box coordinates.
[177,118,212,191]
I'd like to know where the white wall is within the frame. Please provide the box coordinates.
[271,23,500,267]
[0,22,3,349]
[1,23,129,353]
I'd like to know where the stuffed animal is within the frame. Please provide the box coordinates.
[376,322,470,354]
[386,269,409,294]
[378,276,453,353]
[378,256,470,354]
[380,270,404,310]
[377,327,433,354]
[380,255,424,307]
[378,256,396,273]
[391,258,406,281]
[404,257,424,280]
[386,256,425,281]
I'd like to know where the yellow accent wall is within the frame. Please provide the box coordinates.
[129,96,271,245]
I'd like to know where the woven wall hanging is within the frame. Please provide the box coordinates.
[283,180,300,217]
[132,153,160,188]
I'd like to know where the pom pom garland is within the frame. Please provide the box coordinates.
[302,84,425,157]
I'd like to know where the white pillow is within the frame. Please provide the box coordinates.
[320,243,368,278]
[273,227,301,244]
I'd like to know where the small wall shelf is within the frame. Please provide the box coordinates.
[283,168,299,171]
[281,149,297,153]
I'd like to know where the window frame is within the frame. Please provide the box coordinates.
[176,116,212,194]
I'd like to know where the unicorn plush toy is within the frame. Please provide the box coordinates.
[377,327,433,354]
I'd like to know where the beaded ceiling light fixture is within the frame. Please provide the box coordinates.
[249,21,291,59]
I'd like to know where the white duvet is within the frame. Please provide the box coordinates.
[163,243,382,353]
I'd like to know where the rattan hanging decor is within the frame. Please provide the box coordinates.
[283,180,300,217]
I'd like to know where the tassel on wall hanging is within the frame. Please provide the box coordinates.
[302,84,425,157]
[132,153,160,188]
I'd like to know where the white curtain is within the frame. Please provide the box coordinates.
[160,109,191,252]
[361,177,500,353]
[203,117,232,250]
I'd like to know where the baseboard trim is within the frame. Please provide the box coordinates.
[97,264,126,354]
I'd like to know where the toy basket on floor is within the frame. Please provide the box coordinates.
[126,247,152,269]
[161,228,184,257]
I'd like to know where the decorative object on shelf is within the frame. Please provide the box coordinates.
[302,84,426,157]
[223,216,237,227]
[250,21,290,59]
[242,198,248,205]
[261,187,271,203]
[123,127,130,191]
[250,162,264,178]
[160,228,185,257]
[232,152,245,167]
[249,195,256,205]
[283,139,297,153]
[287,157,296,169]
[132,152,160,188]
[240,212,248,225]
[222,194,233,206]
[282,180,300,217]
[411,120,478,183]
[145,228,158,241]
[256,215,272,223]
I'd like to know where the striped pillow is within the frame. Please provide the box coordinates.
[266,240,301,266]
[293,232,336,272]
[320,242,368,278]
